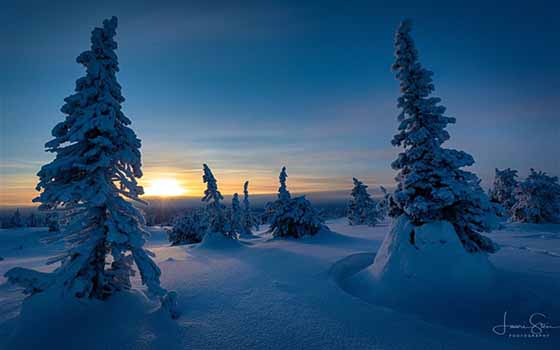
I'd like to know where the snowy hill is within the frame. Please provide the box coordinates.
[1,220,559,349]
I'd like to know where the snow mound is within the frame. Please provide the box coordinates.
[370,215,495,295]
[2,288,179,350]
[197,231,243,250]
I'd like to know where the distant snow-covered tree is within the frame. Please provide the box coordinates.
[278,166,291,201]
[265,167,324,238]
[347,178,379,226]
[26,213,42,227]
[168,209,208,245]
[5,17,177,318]
[511,169,560,223]
[10,209,25,228]
[241,181,258,235]
[389,19,498,253]
[202,164,235,238]
[489,168,518,215]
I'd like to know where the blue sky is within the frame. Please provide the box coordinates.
[1,0,559,205]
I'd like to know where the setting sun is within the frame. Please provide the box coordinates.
[143,178,187,197]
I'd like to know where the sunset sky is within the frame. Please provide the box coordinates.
[1,0,559,206]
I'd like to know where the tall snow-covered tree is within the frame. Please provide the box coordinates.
[202,164,234,238]
[511,169,560,223]
[5,17,177,317]
[241,181,258,234]
[265,167,324,238]
[489,168,518,214]
[347,178,379,226]
[389,19,498,253]
[230,193,243,236]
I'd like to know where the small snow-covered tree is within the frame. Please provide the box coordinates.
[10,209,25,228]
[347,178,379,226]
[168,209,208,245]
[265,167,324,238]
[489,168,518,215]
[278,166,291,201]
[376,186,390,221]
[202,164,235,238]
[230,193,243,236]
[5,17,177,317]
[241,181,258,234]
[511,169,560,223]
[389,19,498,253]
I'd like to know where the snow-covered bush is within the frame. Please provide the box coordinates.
[347,178,379,226]
[388,19,498,254]
[511,169,560,223]
[4,17,177,318]
[265,167,324,238]
[202,164,235,238]
[241,181,259,234]
[489,168,518,215]
[168,209,208,245]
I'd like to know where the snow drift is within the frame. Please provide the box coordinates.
[370,215,496,296]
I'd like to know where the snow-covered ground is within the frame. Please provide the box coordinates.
[1,220,559,349]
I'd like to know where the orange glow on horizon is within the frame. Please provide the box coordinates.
[143,178,187,197]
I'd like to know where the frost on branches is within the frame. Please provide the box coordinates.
[347,178,379,226]
[168,209,208,245]
[4,17,178,318]
[511,169,560,223]
[489,168,518,215]
[241,181,259,235]
[265,167,324,238]
[202,164,235,238]
[389,19,498,254]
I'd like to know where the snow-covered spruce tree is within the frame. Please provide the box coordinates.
[388,19,498,253]
[168,209,208,245]
[347,177,379,226]
[265,167,324,238]
[230,193,244,236]
[202,164,235,238]
[511,169,560,223]
[241,181,259,234]
[489,168,518,215]
[4,17,178,318]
